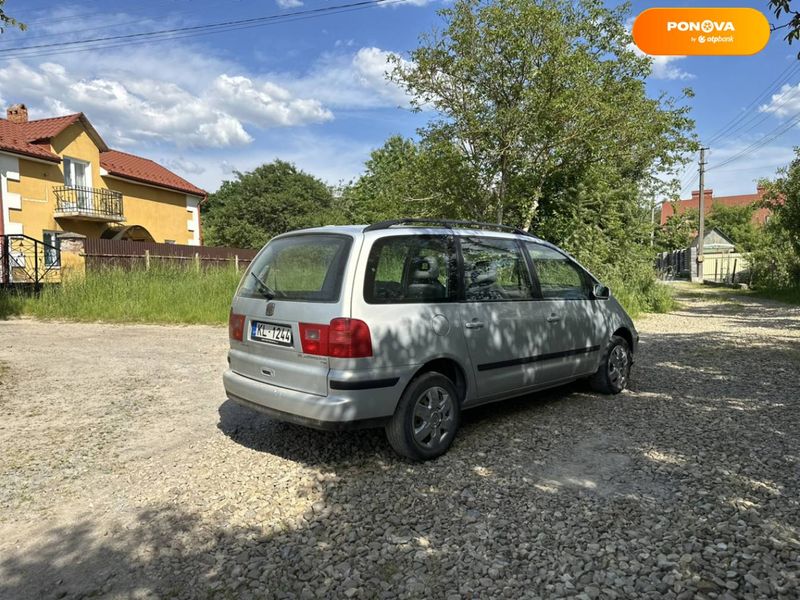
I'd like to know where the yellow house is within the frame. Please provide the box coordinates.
[0,104,206,253]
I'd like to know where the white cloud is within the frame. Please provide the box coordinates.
[162,156,206,176]
[276,0,304,7]
[650,55,694,81]
[283,47,413,109]
[210,74,332,126]
[0,57,331,149]
[759,83,800,118]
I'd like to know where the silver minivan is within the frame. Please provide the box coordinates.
[223,219,638,460]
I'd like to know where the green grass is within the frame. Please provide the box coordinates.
[15,265,242,325]
[747,286,800,306]
[605,276,677,319]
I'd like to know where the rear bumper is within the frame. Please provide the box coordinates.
[222,369,401,430]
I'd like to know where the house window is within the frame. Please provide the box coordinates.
[43,231,61,268]
[63,157,90,188]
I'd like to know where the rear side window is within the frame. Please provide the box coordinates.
[525,243,589,300]
[239,234,352,302]
[460,236,534,301]
[365,235,457,303]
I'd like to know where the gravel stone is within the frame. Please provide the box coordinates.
[1,284,799,599]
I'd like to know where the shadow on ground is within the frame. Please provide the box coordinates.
[3,318,799,599]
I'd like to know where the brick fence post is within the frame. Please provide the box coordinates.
[58,232,86,282]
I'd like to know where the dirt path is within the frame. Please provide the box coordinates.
[1,285,798,599]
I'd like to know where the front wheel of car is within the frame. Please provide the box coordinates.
[589,335,631,394]
[385,372,461,461]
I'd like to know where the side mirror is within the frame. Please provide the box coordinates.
[592,283,610,300]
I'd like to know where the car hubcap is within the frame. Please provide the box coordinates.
[608,345,630,389]
[412,386,454,450]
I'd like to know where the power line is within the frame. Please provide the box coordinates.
[0,0,249,46]
[708,111,800,172]
[1,0,397,60]
[705,60,800,146]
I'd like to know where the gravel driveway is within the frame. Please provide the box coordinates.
[1,284,798,599]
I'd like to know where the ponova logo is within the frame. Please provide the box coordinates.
[633,7,770,56]
[666,20,736,33]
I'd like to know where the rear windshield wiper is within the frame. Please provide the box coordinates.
[250,271,277,300]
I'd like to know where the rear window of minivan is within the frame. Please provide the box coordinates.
[239,234,352,302]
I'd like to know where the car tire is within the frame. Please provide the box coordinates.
[589,335,632,394]
[385,371,461,461]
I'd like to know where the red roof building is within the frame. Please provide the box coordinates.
[660,187,775,226]
[0,103,206,245]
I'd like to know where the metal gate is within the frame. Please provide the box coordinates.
[0,234,61,291]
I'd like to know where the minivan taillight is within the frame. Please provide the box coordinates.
[329,318,372,358]
[229,312,245,341]
[299,318,372,358]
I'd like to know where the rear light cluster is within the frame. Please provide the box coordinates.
[300,318,372,358]
[229,312,245,341]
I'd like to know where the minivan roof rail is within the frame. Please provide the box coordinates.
[363,218,536,237]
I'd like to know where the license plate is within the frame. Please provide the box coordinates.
[251,321,293,346]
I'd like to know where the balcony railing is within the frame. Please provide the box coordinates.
[53,186,124,222]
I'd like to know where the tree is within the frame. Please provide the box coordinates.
[760,150,800,266]
[202,161,334,249]
[768,1,800,55]
[392,0,695,229]
[341,135,483,223]
[0,0,26,33]
[705,204,759,252]
[656,205,696,251]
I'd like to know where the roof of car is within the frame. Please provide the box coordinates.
[289,223,547,243]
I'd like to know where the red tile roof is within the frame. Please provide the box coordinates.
[0,113,205,197]
[16,113,82,142]
[0,118,61,162]
[100,150,206,197]
[660,188,775,226]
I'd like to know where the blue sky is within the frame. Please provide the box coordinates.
[1,0,798,199]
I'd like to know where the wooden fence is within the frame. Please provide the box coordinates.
[82,239,258,271]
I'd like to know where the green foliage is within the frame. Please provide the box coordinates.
[21,266,241,324]
[202,160,334,249]
[657,203,759,252]
[0,0,26,33]
[340,135,483,223]
[392,0,696,228]
[705,204,759,252]
[747,151,800,292]
[656,205,695,251]
[769,1,800,55]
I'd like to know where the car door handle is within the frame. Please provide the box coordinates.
[546,314,561,323]
[465,320,485,329]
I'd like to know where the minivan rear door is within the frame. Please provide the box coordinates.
[458,235,548,401]
[229,233,356,397]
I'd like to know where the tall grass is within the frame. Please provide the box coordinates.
[2,258,676,325]
[602,272,676,319]
[25,265,243,325]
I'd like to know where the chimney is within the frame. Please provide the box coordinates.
[6,103,28,124]
[690,189,713,201]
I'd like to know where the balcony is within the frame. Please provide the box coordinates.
[53,186,125,222]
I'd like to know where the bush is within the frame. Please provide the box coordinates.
[598,262,676,319]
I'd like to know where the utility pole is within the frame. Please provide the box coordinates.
[696,147,708,281]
